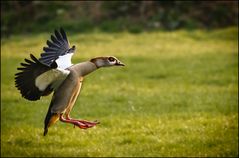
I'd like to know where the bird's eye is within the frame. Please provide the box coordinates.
[108,57,115,62]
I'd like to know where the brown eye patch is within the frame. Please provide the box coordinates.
[108,57,115,62]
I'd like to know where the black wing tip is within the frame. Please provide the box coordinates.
[15,72,23,76]
[46,40,51,46]
[24,58,34,64]
[60,27,66,35]
[43,128,48,136]
[59,27,68,41]
[30,54,41,64]
[54,29,59,34]
[50,35,55,39]
[51,27,67,41]
[43,47,49,52]
[60,27,64,32]
[20,63,30,67]
[22,94,40,101]
[17,67,26,70]
[15,80,42,101]
[30,53,36,59]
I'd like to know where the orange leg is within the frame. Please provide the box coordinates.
[60,114,99,129]
[66,114,100,125]
[62,79,99,129]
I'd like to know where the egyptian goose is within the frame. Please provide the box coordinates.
[14,28,125,136]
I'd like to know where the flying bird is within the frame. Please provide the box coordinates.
[14,28,125,136]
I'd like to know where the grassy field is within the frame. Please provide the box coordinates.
[1,27,238,157]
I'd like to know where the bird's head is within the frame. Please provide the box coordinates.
[90,56,125,68]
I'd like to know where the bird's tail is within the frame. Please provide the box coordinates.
[44,100,59,136]
[43,128,48,136]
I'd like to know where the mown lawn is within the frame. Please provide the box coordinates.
[1,27,238,157]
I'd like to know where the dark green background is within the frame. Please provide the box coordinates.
[1,1,238,37]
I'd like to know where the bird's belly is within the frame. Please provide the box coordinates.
[50,75,83,114]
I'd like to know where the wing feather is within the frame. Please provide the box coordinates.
[46,40,61,49]
[38,28,75,69]
[15,54,70,101]
[24,58,34,64]
[50,35,62,46]
[60,28,68,44]
[54,30,64,44]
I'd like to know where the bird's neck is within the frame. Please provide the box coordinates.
[69,61,98,77]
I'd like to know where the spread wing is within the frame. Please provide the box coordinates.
[15,54,70,101]
[39,28,76,69]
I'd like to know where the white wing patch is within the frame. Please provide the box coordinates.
[35,68,70,91]
[56,53,73,69]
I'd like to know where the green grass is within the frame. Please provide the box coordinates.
[1,27,238,157]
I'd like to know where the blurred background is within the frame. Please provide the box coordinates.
[1,1,238,37]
